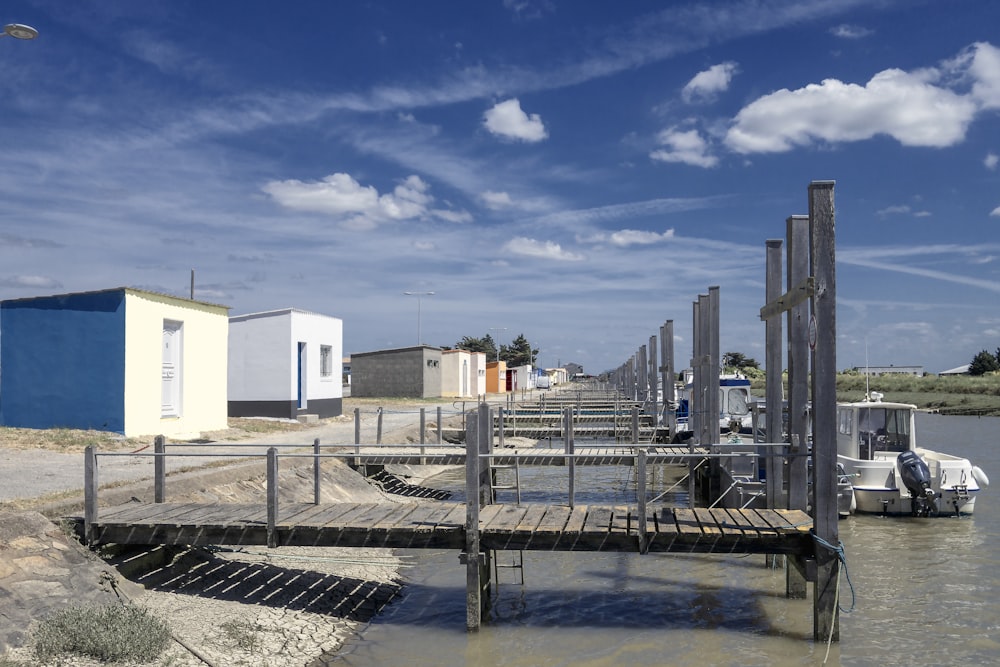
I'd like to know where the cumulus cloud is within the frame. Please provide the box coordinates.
[483,99,548,142]
[986,153,999,169]
[503,237,583,261]
[481,190,514,209]
[650,127,718,168]
[991,206,1000,217]
[263,172,463,228]
[682,62,738,103]
[830,24,873,39]
[724,43,1000,154]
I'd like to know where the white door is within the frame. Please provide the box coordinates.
[162,321,183,417]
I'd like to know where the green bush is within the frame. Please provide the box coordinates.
[32,603,171,664]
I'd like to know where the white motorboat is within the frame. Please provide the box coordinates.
[836,394,989,516]
[671,371,754,434]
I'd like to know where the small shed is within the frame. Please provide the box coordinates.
[0,287,229,438]
[228,308,343,419]
[442,349,487,398]
[351,345,442,398]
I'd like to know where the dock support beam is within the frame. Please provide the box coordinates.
[465,404,492,630]
[809,181,840,641]
[84,445,98,546]
[154,435,166,503]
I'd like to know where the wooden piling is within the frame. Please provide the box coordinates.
[154,435,166,503]
[764,239,784,508]
[809,180,840,642]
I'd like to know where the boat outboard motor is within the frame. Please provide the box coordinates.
[897,451,938,516]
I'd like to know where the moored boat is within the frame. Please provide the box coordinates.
[836,394,989,516]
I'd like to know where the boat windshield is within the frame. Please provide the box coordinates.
[721,387,751,416]
[857,406,911,458]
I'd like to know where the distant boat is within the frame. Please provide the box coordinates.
[668,371,754,436]
[836,394,989,516]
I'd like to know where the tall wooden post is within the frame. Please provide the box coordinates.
[787,215,811,514]
[637,344,647,403]
[661,320,676,441]
[464,404,492,630]
[313,438,322,504]
[84,445,98,546]
[787,215,811,598]
[648,334,659,435]
[154,435,166,503]
[765,240,784,508]
[809,181,840,642]
[266,447,279,549]
[564,407,576,507]
[707,286,721,446]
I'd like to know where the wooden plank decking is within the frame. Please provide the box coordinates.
[79,501,813,556]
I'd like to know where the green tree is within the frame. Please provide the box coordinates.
[454,334,498,360]
[722,351,760,373]
[500,333,539,367]
[969,349,1000,375]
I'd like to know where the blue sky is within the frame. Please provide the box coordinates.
[1,0,998,376]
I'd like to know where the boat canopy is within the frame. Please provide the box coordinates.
[837,402,913,460]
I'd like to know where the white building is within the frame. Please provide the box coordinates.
[228,308,343,419]
[441,349,487,398]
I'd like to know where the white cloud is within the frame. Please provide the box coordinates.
[581,229,676,247]
[830,24,873,39]
[991,206,1000,217]
[682,62,738,103]
[725,46,995,154]
[262,173,461,227]
[0,275,63,289]
[431,208,473,223]
[962,42,1000,109]
[503,237,583,261]
[481,190,514,209]
[650,128,718,168]
[875,205,931,218]
[483,99,548,142]
[986,153,999,169]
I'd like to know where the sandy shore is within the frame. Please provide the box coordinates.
[0,397,482,666]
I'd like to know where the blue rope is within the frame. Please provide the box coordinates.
[812,533,856,613]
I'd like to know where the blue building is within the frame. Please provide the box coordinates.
[1,288,229,437]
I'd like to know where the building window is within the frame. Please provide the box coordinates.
[320,345,333,378]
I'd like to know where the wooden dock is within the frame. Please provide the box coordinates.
[75,404,822,636]
[81,500,812,555]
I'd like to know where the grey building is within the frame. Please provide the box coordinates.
[350,345,443,398]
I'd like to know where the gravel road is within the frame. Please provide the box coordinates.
[0,399,470,504]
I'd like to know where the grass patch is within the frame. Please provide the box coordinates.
[31,603,171,665]
[217,618,264,652]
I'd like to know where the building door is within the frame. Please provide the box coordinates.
[297,342,307,410]
[162,320,183,417]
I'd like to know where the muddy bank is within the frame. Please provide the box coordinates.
[1,409,467,666]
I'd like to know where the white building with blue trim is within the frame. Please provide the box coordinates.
[0,288,229,438]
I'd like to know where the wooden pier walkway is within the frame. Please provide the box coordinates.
[82,500,812,555]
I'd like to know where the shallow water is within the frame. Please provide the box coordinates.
[323,413,1000,667]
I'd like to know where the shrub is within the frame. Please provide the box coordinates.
[32,603,171,664]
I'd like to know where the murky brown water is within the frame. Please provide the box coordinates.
[324,414,1000,667]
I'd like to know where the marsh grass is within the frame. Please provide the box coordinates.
[751,372,1000,415]
[31,603,171,664]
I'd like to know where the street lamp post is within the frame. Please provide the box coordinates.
[403,291,434,345]
[2,24,39,40]
[490,326,508,362]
